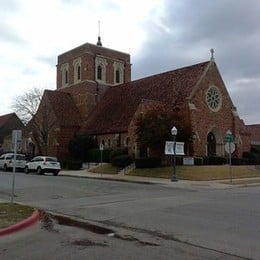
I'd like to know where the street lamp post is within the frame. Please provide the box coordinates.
[171,126,178,182]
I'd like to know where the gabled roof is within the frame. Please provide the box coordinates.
[82,61,210,134]
[44,90,82,127]
[0,113,19,128]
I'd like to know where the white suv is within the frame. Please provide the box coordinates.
[0,153,27,171]
[24,156,61,176]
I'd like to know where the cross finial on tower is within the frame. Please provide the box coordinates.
[97,20,102,46]
[210,48,214,61]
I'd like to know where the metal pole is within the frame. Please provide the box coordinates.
[100,150,103,165]
[171,135,178,182]
[229,141,232,183]
[11,133,17,204]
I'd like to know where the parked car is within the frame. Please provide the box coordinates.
[24,156,61,176]
[0,153,27,171]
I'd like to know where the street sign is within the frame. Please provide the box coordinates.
[12,130,22,144]
[224,130,234,143]
[225,142,235,154]
[224,134,234,142]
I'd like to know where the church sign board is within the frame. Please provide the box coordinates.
[165,141,185,155]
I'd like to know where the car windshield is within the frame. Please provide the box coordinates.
[46,157,57,162]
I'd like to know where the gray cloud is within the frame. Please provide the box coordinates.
[37,55,56,67]
[0,21,27,45]
[132,0,260,124]
[0,0,21,13]
[0,1,27,45]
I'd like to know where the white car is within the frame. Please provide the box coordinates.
[0,153,27,171]
[24,156,61,176]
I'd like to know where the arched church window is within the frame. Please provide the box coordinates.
[95,56,107,82]
[97,65,102,80]
[113,62,124,85]
[77,65,81,80]
[207,132,216,156]
[126,137,130,147]
[65,70,68,84]
[73,58,82,83]
[61,63,69,87]
[116,70,120,83]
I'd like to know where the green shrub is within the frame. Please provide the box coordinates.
[111,154,133,168]
[135,157,161,168]
[60,160,82,170]
[231,157,247,165]
[68,134,97,161]
[243,152,260,165]
[87,148,113,163]
[203,156,226,165]
[194,157,203,165]
[109,148,128,161]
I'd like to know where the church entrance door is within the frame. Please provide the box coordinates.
[207,132,216,156]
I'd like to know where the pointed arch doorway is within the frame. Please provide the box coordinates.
[207,132,216,156]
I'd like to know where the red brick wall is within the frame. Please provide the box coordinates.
[246,124,260,141]
[95,132,129,150]
[128,100,174,158]
[189,63,241,157]
[55,126,80,159]
[56,43,131,89]
[58,82,109,120]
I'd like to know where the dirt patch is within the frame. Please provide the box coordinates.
[71,239,108,247]
[39,210,160,247]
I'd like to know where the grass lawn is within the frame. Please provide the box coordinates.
[0,203,34,229]
[90,163,120,174]
[90,164,260,181]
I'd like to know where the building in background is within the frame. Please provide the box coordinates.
[0,113,24,153]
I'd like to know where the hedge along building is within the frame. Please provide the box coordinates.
[25,39,260,159]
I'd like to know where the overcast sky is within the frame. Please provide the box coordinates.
[1,0,260,124]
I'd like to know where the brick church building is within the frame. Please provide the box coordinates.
[24,38,260,160]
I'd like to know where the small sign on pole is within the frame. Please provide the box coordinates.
[224,130,235,183]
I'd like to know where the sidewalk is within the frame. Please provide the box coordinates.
[59,169,258,190]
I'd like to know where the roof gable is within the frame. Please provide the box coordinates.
[43,90,82,127]
[0,113,20,128]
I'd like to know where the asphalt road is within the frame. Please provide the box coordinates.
[0,170,259,259]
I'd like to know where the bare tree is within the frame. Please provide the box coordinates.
[11,87,44,124]
[24,90,57,156]
[34,96,57,155]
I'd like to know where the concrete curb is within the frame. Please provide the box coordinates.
[0,209,39,237]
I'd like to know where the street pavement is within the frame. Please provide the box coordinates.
[1,169,259,259]
[2,168,258,229]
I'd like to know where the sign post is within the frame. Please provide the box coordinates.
[224,130,235,183]
[99,143,104,165]
[11,130,22,204]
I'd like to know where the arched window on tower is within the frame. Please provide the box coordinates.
[77,65,81,81]
[115,69,120,83]
[73,58,81,83]
[65,70,68,84]
[61,63,69,88]
[113,62,124,85]
[97,65,102,80]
